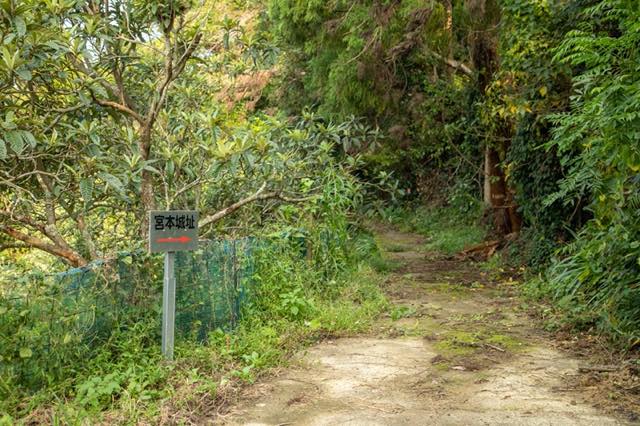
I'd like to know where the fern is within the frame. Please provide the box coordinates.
[539,0,640,347]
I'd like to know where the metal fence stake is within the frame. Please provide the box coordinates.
[162,251,176,360]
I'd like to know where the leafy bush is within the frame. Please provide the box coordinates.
[527,0,640,347]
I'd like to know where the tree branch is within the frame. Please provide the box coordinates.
[383,5,473,78]
[0,243,29,252]
[67,52,120,99]
[427,49,474,77]
[68,52,144,124]
[93,97,145,124]
[145,31,175,129]
[167,177,210,208]
[0,210,46,233]
[76,213,99,260]
[112,59,136,111]
[175,33,203,75]
[0,225,86,267]
[146,32,202,128]
[199,184,313,229]
[0,177,38,201]
[34,160,80,257]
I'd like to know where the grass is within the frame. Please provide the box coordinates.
[385,206,486,255]
[434,330,526,357]
[389,305,417,321]
[435,331,481,356]
[384,244,410,253]
[1,204,489,424]
[369,255,403,273]
[1,240,390,424]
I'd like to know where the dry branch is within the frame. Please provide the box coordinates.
[578,365,621,373]
[385,6,473,78]
[428,50,474,77]
[456,240,501,260]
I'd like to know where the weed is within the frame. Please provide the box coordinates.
[434,330,525,357]
[435,331,480,356]
[386,244,409,253]
[2,223,390,422]
[369,256,403,273]
[485,334,525,351]
[390,305,417,321]
[383,206,486,255]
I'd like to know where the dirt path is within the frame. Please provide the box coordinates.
[223,228,628,425]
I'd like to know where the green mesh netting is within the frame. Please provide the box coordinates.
[0,238,257,390]
[175,238,255,341]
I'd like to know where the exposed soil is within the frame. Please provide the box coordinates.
[221,227,636,425]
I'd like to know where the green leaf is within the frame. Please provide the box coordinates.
[0,138,6,160]
[1,47,20,71]
[223,32,230,50]
[14,16,26,37]
[5,130,24,154]
[143,165,161,174]
[79,178,93,205]
[78,91,90,105]
[90,82,108,99]
[98,172,124,193]
[15,67,31,81]
[22,130,37,147]
[3,33,15,45]
[19,348,32,358]
[2,111,16,130]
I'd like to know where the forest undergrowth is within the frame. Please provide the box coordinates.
[1,228,389,424]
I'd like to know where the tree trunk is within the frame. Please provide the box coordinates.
[469,0,521,236]
[483,147,492,205]
[485,145,510,234]
[444,0,453,63]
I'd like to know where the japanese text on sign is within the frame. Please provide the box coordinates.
[149,210,199,253]
[153,213,197,231]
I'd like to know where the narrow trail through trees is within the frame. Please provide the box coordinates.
[223,227,627,425]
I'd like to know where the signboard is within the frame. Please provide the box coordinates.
[149,210,199,253]
[148,210,199,361]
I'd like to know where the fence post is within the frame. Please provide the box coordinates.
[232,240,238,327]
[162,251,176,360]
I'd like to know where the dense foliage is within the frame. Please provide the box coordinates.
[0,0,386,421]
[2,0,640,421]
[266,0,479,191]
[534,0,640,345]
[267,0,640,346]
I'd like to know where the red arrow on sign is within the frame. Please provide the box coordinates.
[157,236,192,244]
